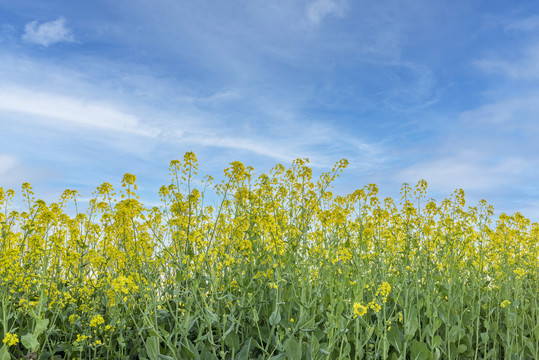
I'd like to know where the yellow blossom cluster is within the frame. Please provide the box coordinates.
[0,152,536,359]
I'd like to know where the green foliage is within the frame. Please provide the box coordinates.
[0,154,537,359]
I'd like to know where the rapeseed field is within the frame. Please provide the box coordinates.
[1,152,537,359]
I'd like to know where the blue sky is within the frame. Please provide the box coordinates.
[1,0,539,222]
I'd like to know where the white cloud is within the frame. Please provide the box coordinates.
[22,17,74,47]
[306,0,346,25]
[396,152,528,193]
[458,95,539,130]
[503,15,539,32]
[0,153,53,190]
[0,154,18,177]
[0,86,158,137]
[474,43,539,80]
[183,134,296,163]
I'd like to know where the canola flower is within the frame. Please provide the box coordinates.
[0,152,537,359]
[353,302,368,317]
[89,314,105,327]
[2,333,19,347]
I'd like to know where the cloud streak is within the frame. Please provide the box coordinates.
[474,44,539,80]
[395,152,528,193]
[306,0,346,25]
[0,86,158,136]
[22,17,74,47]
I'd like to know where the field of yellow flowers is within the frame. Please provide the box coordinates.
[1,152,538,359]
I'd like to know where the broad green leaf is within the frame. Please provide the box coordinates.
[410,340,430,360]
[387,325,403,353]
[204,308,218,324]
[224,332,240,351]
[235,338,253,360]
[269,307,281,326]
[145,335,160,360]
[0,345,9,360]
[180,342,196,360]
[158,355,175,360]
[405,308,419,341]
[34,318,49,338]
[284,338,302,360]
[432,335,442,348]
[21,333,39,352]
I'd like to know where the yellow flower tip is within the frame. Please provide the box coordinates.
[2,333,19,346]
[500,300,511,308]
[353,302,367,317]
[89,314,105,327]
[290,318,294,322]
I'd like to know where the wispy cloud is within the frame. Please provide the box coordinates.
[0,86,158,136]
[0,153,55,190]
[0,154,18,177]
[474,43,539,80]
[503,15,539,32]
[306,0,346,25]
[22,17,74,47]
[458,94,539,131]
[395,151,528,193]
[0,24,16,43]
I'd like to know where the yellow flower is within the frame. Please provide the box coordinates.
[290,318,295,322]
[368,300,381,313]
[89,314,105,327]
[2,333,19,346]
[353,302,367,317]
[500,300,511,308]
[376,282,391,303]
[514,268,525,279]
[75,334,88,342]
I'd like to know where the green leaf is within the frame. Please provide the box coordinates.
[145,335,160,360]
[387,325,403,353]
[432,335,442,348]
[180,345,195,360]
[21,333,39,352]
[269,307,281,327]
[235,338,253,360]
[410,340,430,360]
[34,318,49,338]
[118,333,126,348]
[405,308,419,341]
[204,308,218,324]
[284,338,302,360]
[224,332,240,351]
[158,356,175,360]
[0,345,10,360]
[457,344,467,354]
